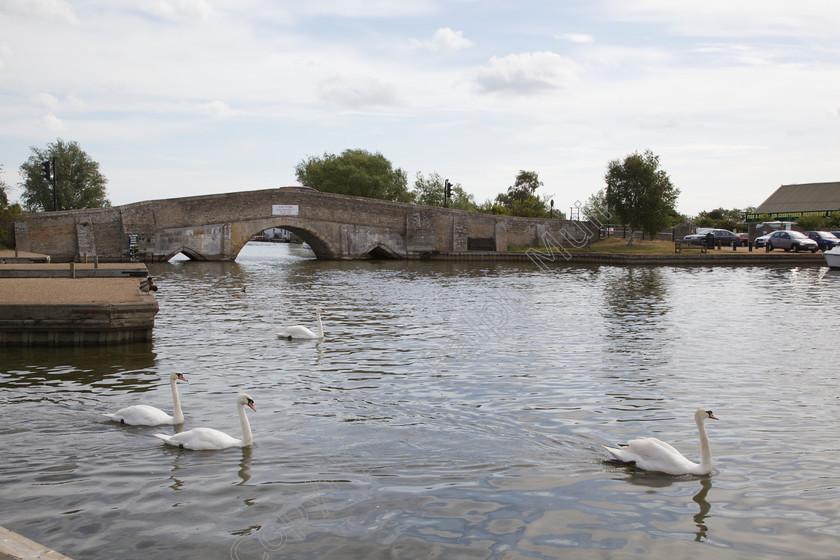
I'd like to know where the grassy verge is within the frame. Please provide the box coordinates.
[509,237,682,254]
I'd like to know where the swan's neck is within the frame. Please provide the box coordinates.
[696,419,713,474]
[171,377,184,424]
[316,309,323,338]
[238,402,253,446]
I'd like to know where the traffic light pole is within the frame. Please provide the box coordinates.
[51,156,57,211]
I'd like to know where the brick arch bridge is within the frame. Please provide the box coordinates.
[9,188,597,262]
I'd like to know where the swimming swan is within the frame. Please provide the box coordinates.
[104,371,187,426]
[153,393,256,450]
[277,307,324,340]
[603,408,718,475]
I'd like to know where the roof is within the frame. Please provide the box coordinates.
[755,182,840,213]
[746,182,840,222]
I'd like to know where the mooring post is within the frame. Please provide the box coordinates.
[70,262,75,279]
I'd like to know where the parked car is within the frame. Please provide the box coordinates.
[802,231,840,251]
[736,233,749,247]
[683,228,741,247]
[753,233,772,248]
[765,230,819,252]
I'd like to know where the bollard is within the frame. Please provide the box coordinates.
[70,262,76,279]
[94,255,99,268]
[732,241,736,251]
[749,242,753,252]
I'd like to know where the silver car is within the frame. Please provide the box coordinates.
[765,230,819,253]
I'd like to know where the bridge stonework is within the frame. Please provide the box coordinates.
[9,189,599,262]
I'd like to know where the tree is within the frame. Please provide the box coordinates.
[604,150,679,241]
[493,170,554,218]
[0,165,23,247]
[582,188,610,225]
[294,149,413,203]
[412,171,477,211]
[694,207,751,231]
[20,139,110,212]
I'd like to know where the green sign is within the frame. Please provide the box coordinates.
[745,210,835,223]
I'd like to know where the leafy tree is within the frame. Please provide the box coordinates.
[604,150,679,241]
[0,165,23,247]
[582,188,610,224]
[493,170,553,218]
[694,207,751,231]
[294,149,413,203]
[412,171,477,211]
[20,139,110,212]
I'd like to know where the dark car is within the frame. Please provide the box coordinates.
[765,230,819,252]
[683,228,741,247]
[736,233,749,247]
[801,231,840,251]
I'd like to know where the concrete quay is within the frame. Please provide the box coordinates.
[0,525,73,560]
[0,253,159,346]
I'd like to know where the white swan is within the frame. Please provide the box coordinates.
[277,307,325,340]
[603,408,718,475]
[153,393,256,450]
[104,371,187,426]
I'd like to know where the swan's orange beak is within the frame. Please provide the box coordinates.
[248,401,256,412]
[177,373,188,382]
[707,411,718,420]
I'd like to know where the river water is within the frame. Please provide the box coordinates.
[2,242,840,559]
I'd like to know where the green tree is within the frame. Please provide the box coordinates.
[493,170,553,218]
[0,165,23,247]
[582,188,610,224]
[694,207,751,231]
[20,139,110,212]
[412,171,477,211]
[604,150,679,241]
[294,149,413,203]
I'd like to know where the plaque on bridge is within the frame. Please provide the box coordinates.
[272,204,299,216]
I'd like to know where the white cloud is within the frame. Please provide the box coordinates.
[202,100,233,118]
[40,112,65,132]
[0,0,76,22]
[474,52,581,95]
[148,0,217,21]
[30,92,59,111]
[607,0,840,37]
[416,28,475,52]
[558,33,594,44]
[318,74,400,108]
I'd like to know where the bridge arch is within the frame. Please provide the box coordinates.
[232,221,340,260]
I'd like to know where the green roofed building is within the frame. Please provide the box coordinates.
[746,181,840,222]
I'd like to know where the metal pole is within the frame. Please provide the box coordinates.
[51,156,57,211]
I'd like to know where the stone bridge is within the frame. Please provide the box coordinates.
[8,188,599,262]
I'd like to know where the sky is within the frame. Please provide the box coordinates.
[1,0,839,217]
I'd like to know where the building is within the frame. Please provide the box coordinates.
[746,181,840,223]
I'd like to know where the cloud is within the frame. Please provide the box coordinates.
[415,28,475,52]
[318,74,399,108]
[0,0,76,22]
[202,100,232,118]
[148,0,217,21]
[558,33,594,44]
[40,112,65,132]
[474,51,580,95]
[30,92,59,111]
[607,0,840,37]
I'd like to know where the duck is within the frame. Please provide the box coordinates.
[603,408,718,475]
[153,393,256,450]
[105,371,187,426]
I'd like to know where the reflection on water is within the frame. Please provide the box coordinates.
[2,243,840,559]
[693,478,712,542]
